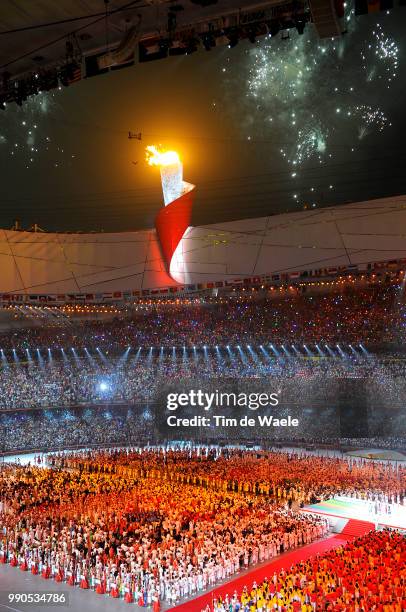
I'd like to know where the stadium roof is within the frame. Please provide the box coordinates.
[0,195,405,300]
[0,0,304,82]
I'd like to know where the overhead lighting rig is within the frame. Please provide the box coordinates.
[139,0,311,62]
[1,0,315,107]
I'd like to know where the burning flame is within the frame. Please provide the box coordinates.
[146,145,181,167]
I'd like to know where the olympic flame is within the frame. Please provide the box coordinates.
[146,145,181,167]
[146,145,183,206]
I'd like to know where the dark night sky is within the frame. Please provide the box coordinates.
[0,8,405,233]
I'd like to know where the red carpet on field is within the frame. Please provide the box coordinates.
[336,519,375,540]
[172,536,346,612]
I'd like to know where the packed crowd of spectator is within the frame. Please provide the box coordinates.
[0,279,403,454]
[0,280,404,351]
[1,403,405,452]
[1,408,153,452]
[212,530,406,611]
[1,352,406,410]
[0,350,405,451]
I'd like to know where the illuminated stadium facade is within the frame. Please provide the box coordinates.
[0,194,405,303]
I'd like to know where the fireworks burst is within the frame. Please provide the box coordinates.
[362,23,399,84]
[283,120,328,166]
[218,9,400,204]
[0,91,76,169]
[353,104,389,139]
[248,35,315,104]
[243,29,339,167]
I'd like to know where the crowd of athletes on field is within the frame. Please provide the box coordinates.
[0,449,404,609]
[211,530,406,611]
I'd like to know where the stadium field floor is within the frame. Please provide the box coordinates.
[303,496,406,530]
